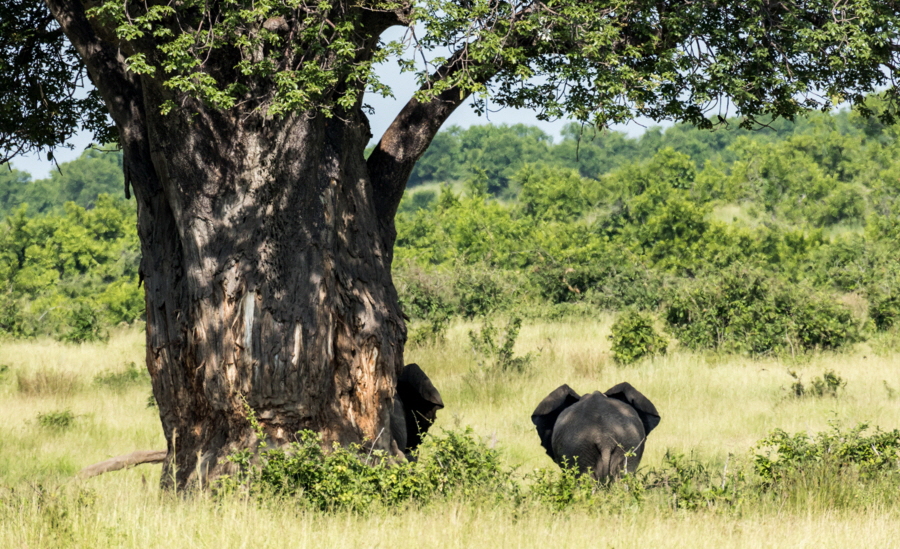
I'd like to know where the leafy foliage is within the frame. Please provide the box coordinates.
[0,1,113,163]
[663,266,860,355]
[216,428,516,511]
[36,409,76,431]
[0,189,140,339]
[755,423,900,484]
[609,311,667,365]
[468,317,534,374]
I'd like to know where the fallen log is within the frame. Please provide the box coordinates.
[78,450,166,479]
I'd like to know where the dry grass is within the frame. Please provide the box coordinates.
[1,320,900,548]
[2,475,899,549]
[16,369,83,397]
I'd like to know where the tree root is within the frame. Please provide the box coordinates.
[78,450,166,479]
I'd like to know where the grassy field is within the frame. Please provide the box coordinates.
[1,319,899,548]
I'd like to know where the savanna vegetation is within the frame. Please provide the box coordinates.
[10,0,900,481]
[2,105,900,544]
[5,102,900,356]
[1,321,899,547]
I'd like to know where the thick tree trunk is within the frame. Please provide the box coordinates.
[43,0,474,491]
[135,101,404,488]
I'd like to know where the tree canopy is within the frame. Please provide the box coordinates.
[3,0,900,164]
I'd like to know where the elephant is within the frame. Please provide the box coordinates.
[531,382,660,480]
[390,363,444,460]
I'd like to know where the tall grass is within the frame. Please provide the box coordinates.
[1,320,899,547]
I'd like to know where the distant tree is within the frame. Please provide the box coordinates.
[407,126,463,186]
[0,167,31,217]
[43,148,123,209]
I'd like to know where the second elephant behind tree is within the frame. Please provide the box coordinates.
[531,382,660,480]
[391,363,444,460]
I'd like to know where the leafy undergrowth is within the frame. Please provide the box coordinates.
[212,423,900,515]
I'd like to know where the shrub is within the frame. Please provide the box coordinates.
[216,428,515,511]
[37,409,76,431]
[644,451,742,510]
[791,295,861,351]
[527,464,605,510]
[61,301,108,344]
[468,317,535,373]
[788,370,846,398]
[868,286,900,331]
[754,423,900,485]
[610,310,667,365]
[453,265,515,319]
[530,259,666,310]
[94,361,149,391]
[396,266,455,347]
[664,266,859,355]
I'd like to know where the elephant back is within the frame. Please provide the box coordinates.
[551,391,647,477]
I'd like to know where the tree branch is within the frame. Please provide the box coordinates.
[44,0,160,198]
[367,48,499,232]
[43,0,135,132]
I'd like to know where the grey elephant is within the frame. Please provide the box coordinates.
[390,363,444,460]
[531,382,660,480]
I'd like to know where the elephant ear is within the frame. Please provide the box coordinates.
[531,384,581,460]
[604,382,661,435]
[396,363,444,453]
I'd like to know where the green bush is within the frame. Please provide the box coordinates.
[37,409,76,431]
[792,296,861,351]
[868,276,900,331]
[644,451,742,510]
[527,463,606,510]
[217,428,515,511]
[61,301,108,344]
[754,423,900,485]
[453,265,516,319]
[609,310,667,365]
[394,266,454,321]
[396,265,454,347]
[530,259,666,310]
[94,361,149,391]
[664,266,859,355]
[468,317,535,373]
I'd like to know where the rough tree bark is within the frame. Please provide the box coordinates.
[44,0,478,488]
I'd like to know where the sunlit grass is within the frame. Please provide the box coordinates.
[1,320,899,547]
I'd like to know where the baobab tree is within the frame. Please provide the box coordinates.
[1,0,898,488]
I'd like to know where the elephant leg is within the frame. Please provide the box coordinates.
[595,445,634,481]
[593,446,615,481]
[390,399,409,458]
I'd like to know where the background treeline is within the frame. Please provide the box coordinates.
[0,149,140,341]
[394,97,900,356]
[3,98,900,352]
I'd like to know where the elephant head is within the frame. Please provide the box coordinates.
[391,363,444,459]
[531,382,660,480]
